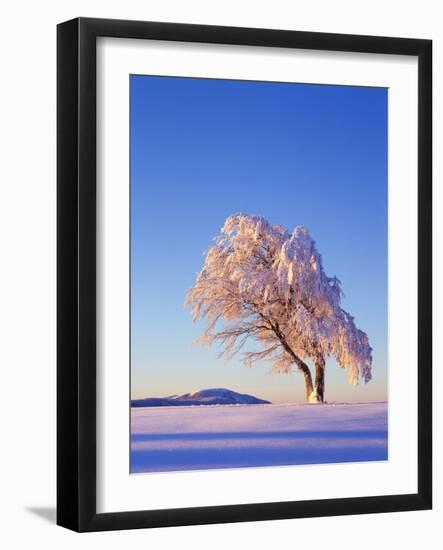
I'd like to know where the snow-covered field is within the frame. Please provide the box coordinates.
[131,402,388,473]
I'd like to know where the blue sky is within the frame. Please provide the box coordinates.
[130,75,387,403]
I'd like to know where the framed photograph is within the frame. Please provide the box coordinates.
[57,17,432,532]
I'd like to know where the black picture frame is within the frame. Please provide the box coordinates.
[57,17,432,532]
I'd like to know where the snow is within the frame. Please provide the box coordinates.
[131,401,387,473]
[308,389,321,403]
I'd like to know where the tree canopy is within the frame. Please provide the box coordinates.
[185,214,372,402]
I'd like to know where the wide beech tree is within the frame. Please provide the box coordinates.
[186,214,372,403]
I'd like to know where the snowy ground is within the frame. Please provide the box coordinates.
[131,402,388,473]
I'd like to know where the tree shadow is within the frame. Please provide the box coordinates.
[131,443,388,473]
[131,429,388,442]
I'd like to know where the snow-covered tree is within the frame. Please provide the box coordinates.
[185,214,372,403]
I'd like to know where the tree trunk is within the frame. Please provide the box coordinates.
[313,360,325,403]
[267,322,315,403]
[299,363,314,402]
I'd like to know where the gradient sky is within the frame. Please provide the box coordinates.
[130,75,387,404]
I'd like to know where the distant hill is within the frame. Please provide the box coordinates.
[131,388,271,407]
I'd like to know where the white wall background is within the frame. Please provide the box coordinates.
[0,0,440,547]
